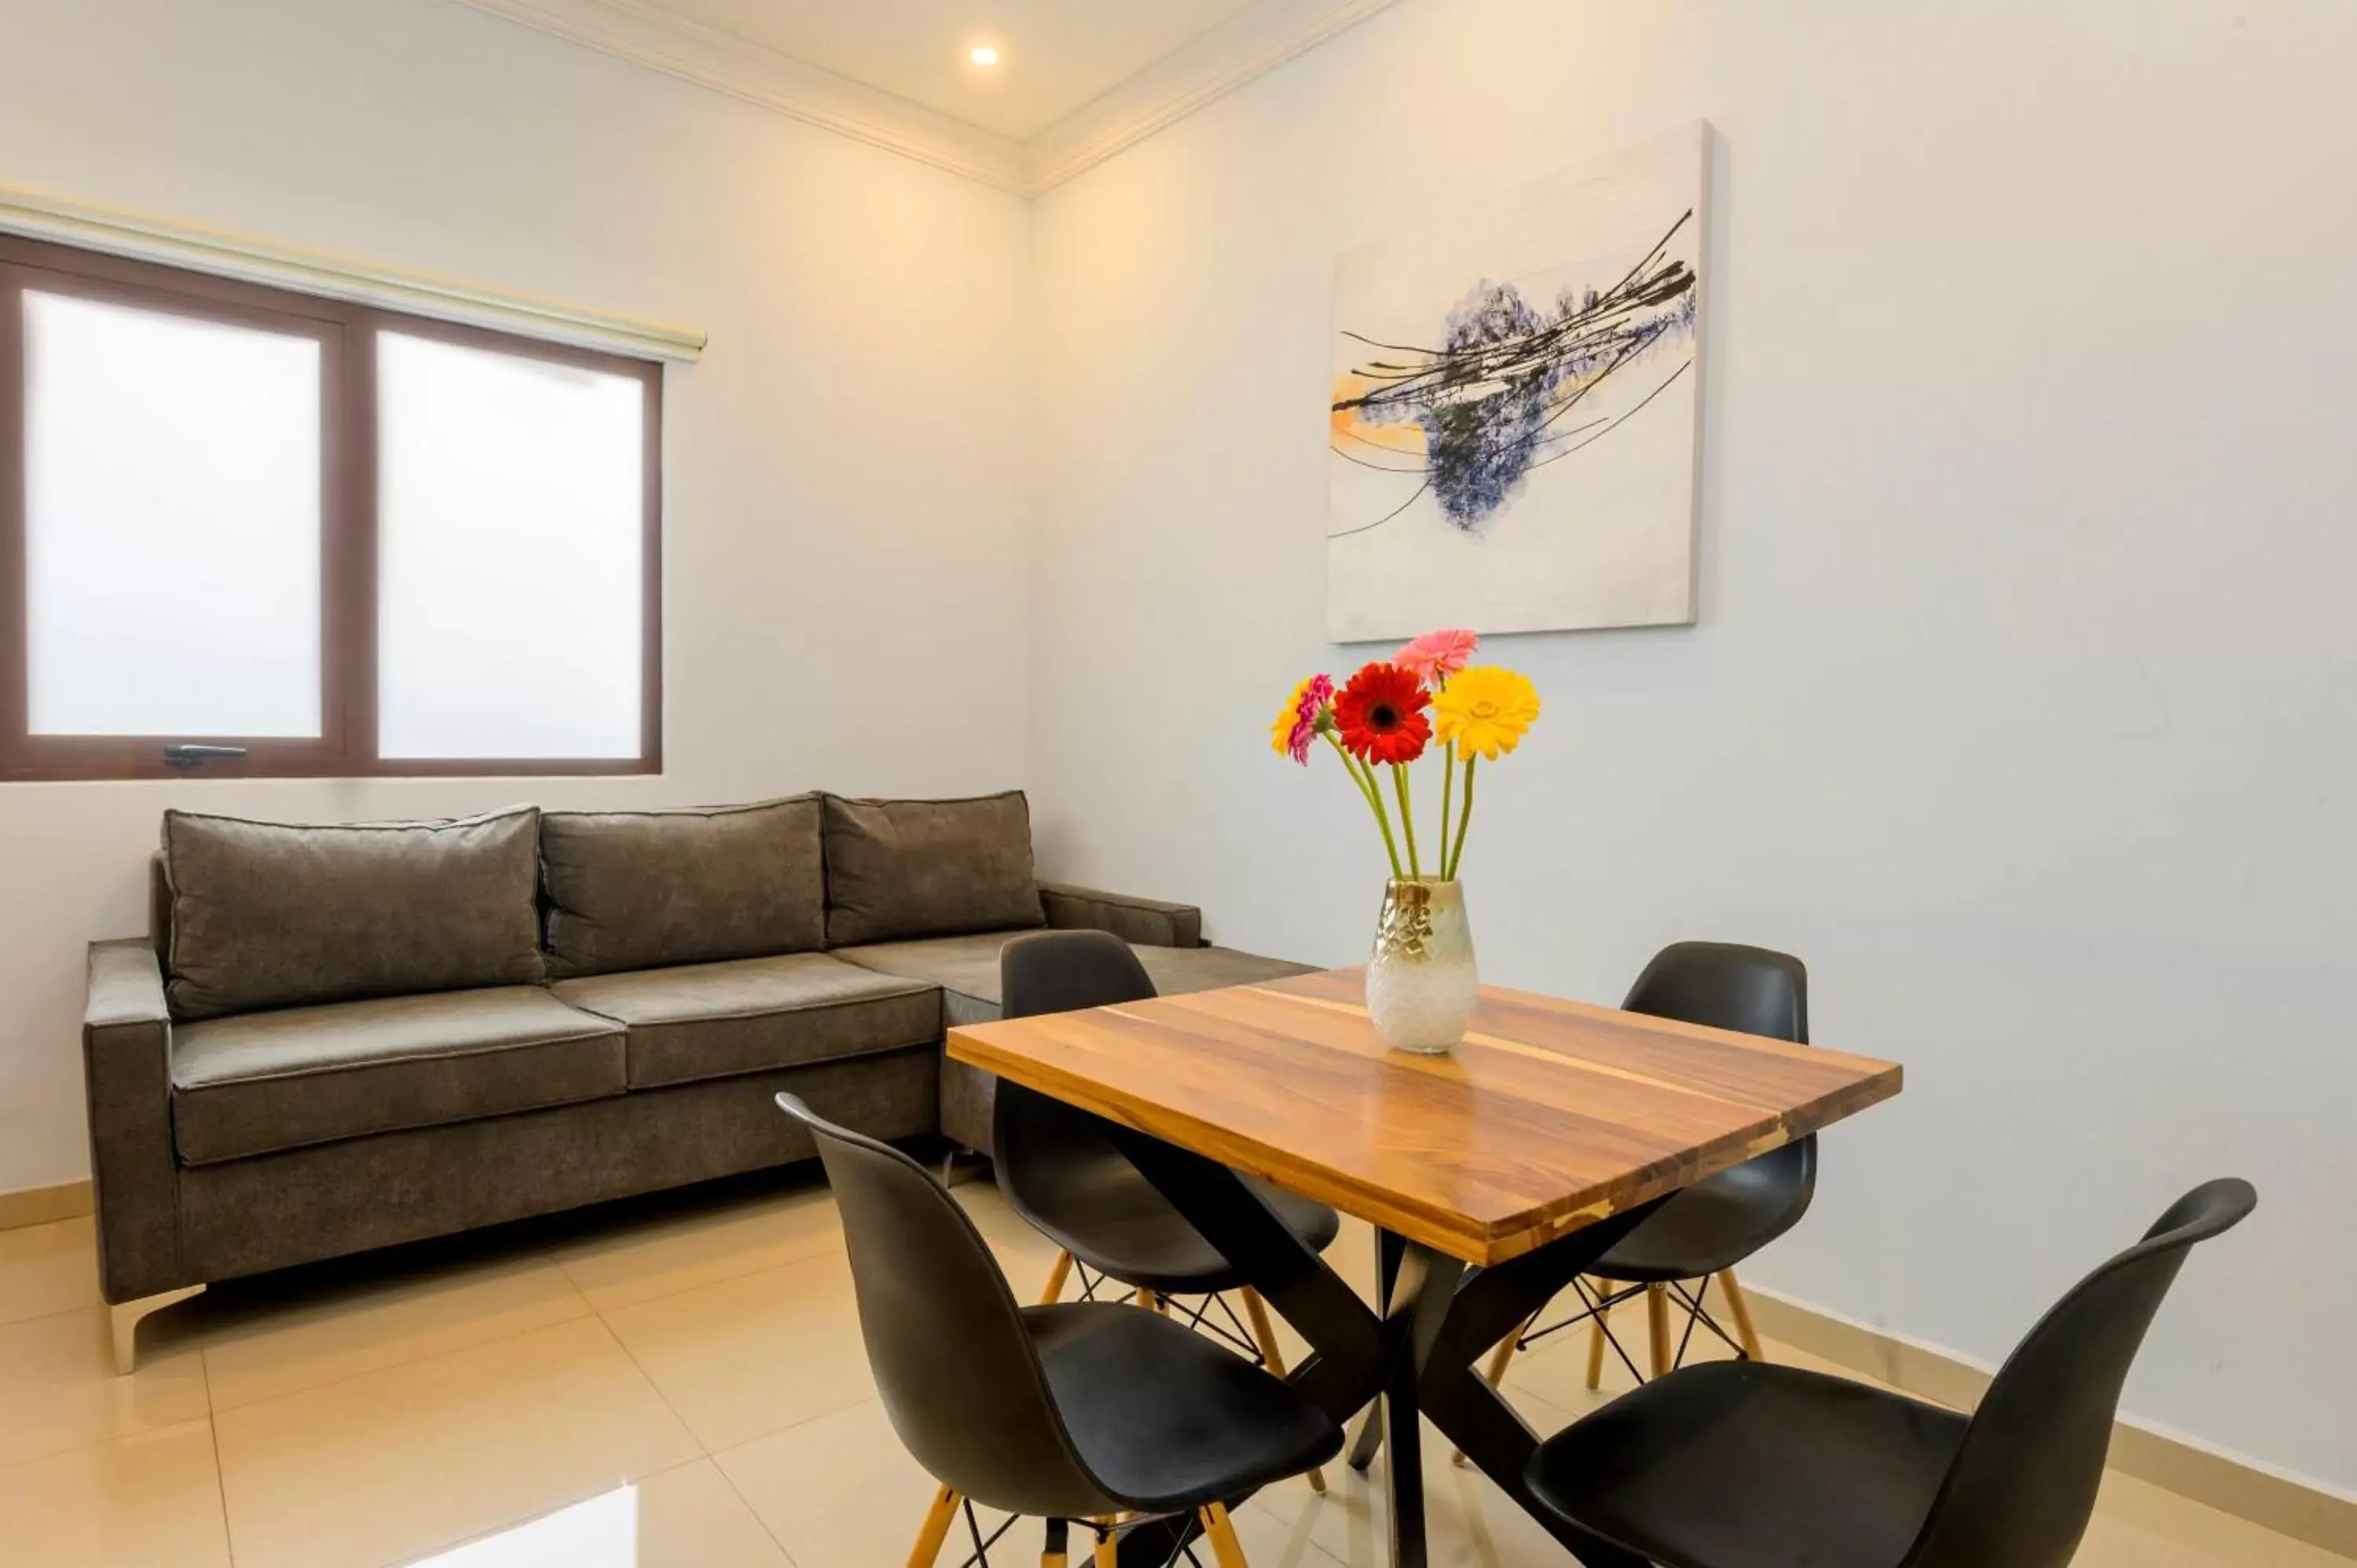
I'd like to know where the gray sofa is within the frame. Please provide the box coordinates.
[83,790,1310,1372]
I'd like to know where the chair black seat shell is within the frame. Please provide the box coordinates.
[992,929,1341,1294]
[1526,1178,2257,1568]
[779,1092,1343,1523]
[1589,941,1814,1284]
[1029,1303,1339,1511]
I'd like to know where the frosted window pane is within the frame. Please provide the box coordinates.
[377,332,643,760]
[24,291,322,737]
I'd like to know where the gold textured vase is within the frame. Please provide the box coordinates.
[1365,877,1478,1054]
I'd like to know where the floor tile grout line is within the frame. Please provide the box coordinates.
[583,1310,717,1456]
[328,1317,709,1568]
[0,1295,116,1335]
[585,1308,808,1564]
[200,1340,243,1568]
[554,1231,845,1318]
[639,1449,805,1565]
[198,1301,599,1423]
[705,1451,807,1568]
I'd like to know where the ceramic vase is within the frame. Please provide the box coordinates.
[1365,877,1478,1053]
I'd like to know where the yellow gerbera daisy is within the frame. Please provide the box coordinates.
[1269,674,1334,764]
[1270,680,1309,756]
[1431,665,1540,761]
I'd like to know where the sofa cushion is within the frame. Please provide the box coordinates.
[170,987,625,1165]
[159,807,545,1020]
[821,792,1045,947]
[541,797,826,979]
[833,932,1318,1155]
[553,953,943,1090]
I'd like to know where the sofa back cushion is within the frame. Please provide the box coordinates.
[822,792,1045,947]
[540,797,826,978]
[159,807,546,1020]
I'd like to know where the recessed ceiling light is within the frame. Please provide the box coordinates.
[970,45,1000,67]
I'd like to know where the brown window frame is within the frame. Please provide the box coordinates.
[0,233,662,782]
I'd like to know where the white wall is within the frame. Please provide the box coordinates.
[0,0,1032,1189]
[1028,0,2357,1493]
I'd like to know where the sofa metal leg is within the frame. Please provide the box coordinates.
[109,1284,204,1376]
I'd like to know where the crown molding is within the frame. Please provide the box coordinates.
[443,0,1405,197]
[447,0,1032,191]
[1023,0,1402,192]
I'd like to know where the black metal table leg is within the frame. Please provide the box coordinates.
[1381,1238,1466,1568]
[1102,1119,1666,1568]
[1348,1228,1408,1471]
[1412,1229,1663,1568]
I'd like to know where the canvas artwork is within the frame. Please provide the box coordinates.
[1327,121,1710,643]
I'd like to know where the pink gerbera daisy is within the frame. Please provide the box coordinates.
[1279,673,1335,764]
[1395,628,1479,688]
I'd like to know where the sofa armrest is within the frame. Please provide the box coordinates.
[1037,881,1203,949]
[83,940,186,1302]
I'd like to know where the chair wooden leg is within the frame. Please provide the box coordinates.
[1585,1277,1615,1390]
[1199,1502,1250,1568]
[1093,1519,1121,1567]
[1043,1516,1070,1567]
[1647,1283,1673,1378]
[908,1484,959,1568]
[1237,1288,1325,1493]
[1039,1249,1074,1306]
[1716,1269,1765,1361]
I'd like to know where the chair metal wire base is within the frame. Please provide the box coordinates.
[1519,1274,1752,1384]
[938,1502,1196,1568]
[1063,1261,1268,1363]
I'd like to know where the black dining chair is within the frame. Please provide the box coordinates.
[1475,942,1813,1414]
[991,929,1343,1490]
[1522,1178,2256,1568]
[777,1093,1341,1568]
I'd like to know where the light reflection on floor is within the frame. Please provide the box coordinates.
[410,1485,638,1566]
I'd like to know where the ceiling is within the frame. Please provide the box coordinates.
[636,0,1267,141]
[452,0,1402,192]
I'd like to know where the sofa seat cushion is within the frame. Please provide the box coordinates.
[171,987,625,1166]
[834,932,1316,1026]
[553,953,943,1090]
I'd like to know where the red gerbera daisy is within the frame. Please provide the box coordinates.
[1335,661,1431,765]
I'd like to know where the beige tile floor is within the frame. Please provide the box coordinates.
[0,1168,2344,1568]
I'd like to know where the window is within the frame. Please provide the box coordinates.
[0,234,661,779]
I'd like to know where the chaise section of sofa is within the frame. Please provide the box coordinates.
[83,789,1308,1372]
[834,913,1314,1152]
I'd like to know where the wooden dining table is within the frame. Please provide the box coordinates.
[948,965,1903,1568]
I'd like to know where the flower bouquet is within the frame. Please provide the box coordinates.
[1273,629,1540,1053]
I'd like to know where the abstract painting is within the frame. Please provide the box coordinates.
[1327,121,1710,642]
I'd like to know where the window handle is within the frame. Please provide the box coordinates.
[162,744,249,769]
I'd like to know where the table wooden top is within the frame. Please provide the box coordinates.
[948,966,1901,1266]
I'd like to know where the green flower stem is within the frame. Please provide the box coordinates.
[1392,764,1421,878]
[1436,747,1455,875]
[1446,754,1478,879]
[1324,731,1402,878]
